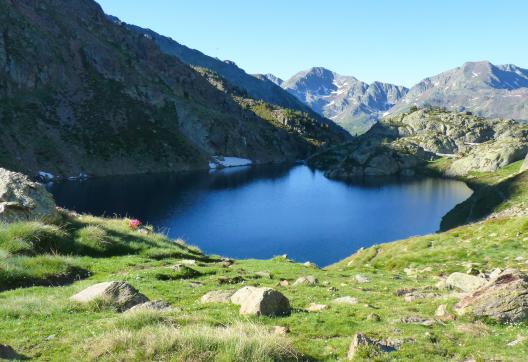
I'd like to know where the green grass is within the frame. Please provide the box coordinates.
[2,167,528,360]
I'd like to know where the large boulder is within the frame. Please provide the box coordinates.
[237,287,291,317]
[446,272,487,292]
[446,139,528,176]
[70,281,148,311]
[230,286,259,305]
[0,168,56,223]
[455,269,528,323]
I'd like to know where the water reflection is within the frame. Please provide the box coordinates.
[48,165,472,266]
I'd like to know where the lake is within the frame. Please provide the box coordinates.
[48,165,472,266]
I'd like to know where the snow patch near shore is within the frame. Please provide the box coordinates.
[209,156,252,169]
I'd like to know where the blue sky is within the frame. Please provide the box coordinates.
[96,0,528,87]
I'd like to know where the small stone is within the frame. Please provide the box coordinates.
[273,326,290,335]
[488,268,502,280]
[255,271,272,279]
[292,276,318,286]
[446,272,487,292]
[179,259,197,265]
[435,304,454,321]
[367,313,381,322]
[217,276,244,285]
[70,281,148,311]
[327,287,338,292]
[355,274,370,283]
[279,280,289,287]
[200,290,234,304]
[400,315,435,326]
[127,300,172,312]
[515,256,525,261]
[189,281,204,288]
[306,303,328,312]
[332,296,358,305]
[303,261,318,268]
[507,335,527,347]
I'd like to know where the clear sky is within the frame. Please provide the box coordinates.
[96,0,528,87]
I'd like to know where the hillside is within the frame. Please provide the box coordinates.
[0,0,346,178]
[389,61,528,121]
[308,108,528,180]
[2,162,528,360]
[281,67,408,135]
[115,18,319,117]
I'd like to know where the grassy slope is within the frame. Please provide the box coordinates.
[2,164,528,360]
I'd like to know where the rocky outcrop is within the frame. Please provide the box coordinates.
[0,168,56,223]
[446,272,487,292]
[309,109,528,179]
[237,287,291,317]
[70,281,148,311]
[455,269,528,323]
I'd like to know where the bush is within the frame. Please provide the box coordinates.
[0,221,71,255]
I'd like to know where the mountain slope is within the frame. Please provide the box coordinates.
[389,61,528,120]
[115,19,314,115]
[0,0,333,177]
[282,67,408,134]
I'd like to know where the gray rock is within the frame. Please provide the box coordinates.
[446,272,487,292]
[400,315,436,326]
[126,300,172,312]
[292,276,318,286]
[255,271,272,279]
[70,281,148,311]
[347,333,397,360]
[305,303,328,312]
[272,325,290,335]
[200,290,234,304]
[455,269,528,323]
[0,168,56,223]
[238,287,291,317]
[355,274,370,283]
[332,296,358,305]
[230,286,260,305]
[0,344,25,360]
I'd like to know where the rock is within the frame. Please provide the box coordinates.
[179,259,197,265]
[435,304,454,321]
[367,313,381,322]
[292,276,318,286]
[521,152,528,172]
[400,315,435,326]
[303,261,318,268]
[126,300,172,312]
[279,280,289,287]
[507,335,527,347]
[273,326,290,335]
[332,296,358,305]
[218,258,235,267]
[0,168,56,223]
[355,274,370,283]
[70,281,148,311]
[0,344,25,360]
[347,333,397,360]
[238,288,291,317]
[255,271,272,279]
[455,269,528,323]
[231,286,259,305]
[217,276,244,285]
[446,272,486,292]
[306,303,328,312]
[488,268,503,280]
[200,290,234,304]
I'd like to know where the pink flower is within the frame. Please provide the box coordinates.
[129,219,142,230]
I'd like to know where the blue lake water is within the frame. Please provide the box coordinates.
[48,165,472,266]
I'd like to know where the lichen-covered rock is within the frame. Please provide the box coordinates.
[446,272,487,292]
[0,168,56,223]
[70,281,148,311]
[292,275,318,286]
[238,287,291,316]
[455,269,528,323]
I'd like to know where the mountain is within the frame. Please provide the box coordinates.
[389,61,528,121]
[115,19,315,115]
[282,67,408,134]
[259,73,284,86]
[0,0,346,177]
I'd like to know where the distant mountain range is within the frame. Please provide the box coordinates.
[274,61,528,134]
[388,61,528,121]
[277,68,408,134]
